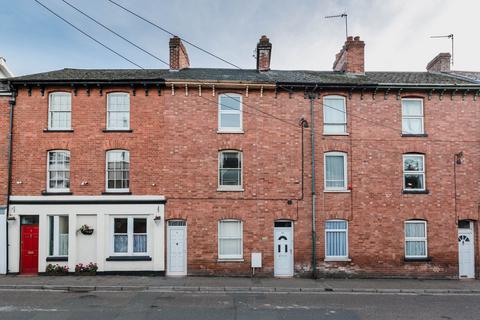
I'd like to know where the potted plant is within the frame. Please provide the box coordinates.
[45,264,69,276]
[79,224,94,235]
[75,262,98,276]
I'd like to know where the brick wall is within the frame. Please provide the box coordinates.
[9,84,480,278]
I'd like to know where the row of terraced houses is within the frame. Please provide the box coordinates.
[1,36,480,278]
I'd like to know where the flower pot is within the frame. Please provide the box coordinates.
[80,229,94,235]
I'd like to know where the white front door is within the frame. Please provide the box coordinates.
[167,221,187,276]
[274,221,293,277]
[458,222,475,279]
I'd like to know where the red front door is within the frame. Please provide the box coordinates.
[20,225,39,274]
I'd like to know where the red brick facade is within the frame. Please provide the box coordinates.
[7,81,480,278]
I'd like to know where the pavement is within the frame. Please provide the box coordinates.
[0,275,479,294]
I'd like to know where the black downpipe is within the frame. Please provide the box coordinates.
[6,93,16,274]
[308,93,317,279]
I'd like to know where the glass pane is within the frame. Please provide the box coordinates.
[402,100,422,116]
[133,235,147,253]
[403,156,424,172]
[220,113,241,128]
[220,169,240,186]
[405,222,425,237]
[324,98,345,123]
[114,218,128,233]
[326,220,347,230]
[406,241,426,256]
[402,118,423,134]
[220,95,241,111]
[220,221,241,237]
[59,233,68,256]
[326,231,347,256]
[134,218,147,233]
[221,152,240,169]
[324,124,346,134]
[325,155,345,188]
[404,174,424,189]
[219,239,241,256]
[49,216,54,256]
[114,235,128,253]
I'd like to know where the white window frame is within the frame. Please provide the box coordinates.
[48,92,72,130]
[218,93,243,133]
[218,150,243,191]
[324,152,348,191]
[106,150,130,192]
[48,215,69,257]
[404,220,428,258]
[107,92,130,130]
[403,154,426,191]
[111,216,148,256]
[401,98,424,135]
[46,150,70,193]
[323,95,347,135]
[325,220,349,260]
[218,219,243,260]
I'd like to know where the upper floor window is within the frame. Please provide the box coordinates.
[47,150,70,192]
[49,215,69,257]
[323,96,347,134]
[218,219,243,260]
[324,152,347,191]
[48,92,71,130]
[325,220,348,260]
[107,93,130,130]
[402,99,424,135]
[106,150,130,192]
[218,150,242,191]
[218,94,242,132]
[403,154,425,191]
[405,220,427,258]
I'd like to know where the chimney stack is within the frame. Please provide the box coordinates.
[256,35,272,72]
[332,36,365,74]
[426,53,451,72]
[169,36,190,71]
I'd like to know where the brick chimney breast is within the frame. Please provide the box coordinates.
[426,52,451,72]
[332,36,365,74]
[169,36,190,71]
[256,35,272,72]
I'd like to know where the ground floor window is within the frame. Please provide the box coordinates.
[49,215,69,257]
[218,220,243,259]
[113,217,147,255]
[405,220,427,258]
[325,220,348,259]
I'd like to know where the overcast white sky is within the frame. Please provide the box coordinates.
[1,0,479,75]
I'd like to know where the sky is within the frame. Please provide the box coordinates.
[1,0,479,76]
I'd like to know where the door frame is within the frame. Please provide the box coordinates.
[458,220,475,279]
[166,220,187,276]
[273,220,294,277]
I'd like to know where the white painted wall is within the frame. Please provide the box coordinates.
[8,196,165,273]
[0,208,6,274]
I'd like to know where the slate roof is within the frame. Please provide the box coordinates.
[5,68,479,86]
[445,71,480,83]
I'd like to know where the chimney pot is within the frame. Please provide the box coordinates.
[256,35,272,72]
[426,52,451,72]
[332,35,365,74]
[169,36,190,71]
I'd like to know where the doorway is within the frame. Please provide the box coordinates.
[274,221,293,277]
[458,220,475,279]
[20,216,39,275]
[167,220,187,276]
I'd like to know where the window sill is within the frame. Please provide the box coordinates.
[404,257,431,262]
[324,189,350,193]
[401,133,428,137]
[42,191,73,196]
[217,259,244,263]
[102,191,132,195]
[106,256,152,261]
[102,129,133,133]
[217,130,244,134]
[46,256,68,262]
[217,188,244,192]
[324,257,351,262]
[322,132,349,136]
[43,129,74,132]
[402,189,429,195]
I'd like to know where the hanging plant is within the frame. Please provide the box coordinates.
[79,224,94,235]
